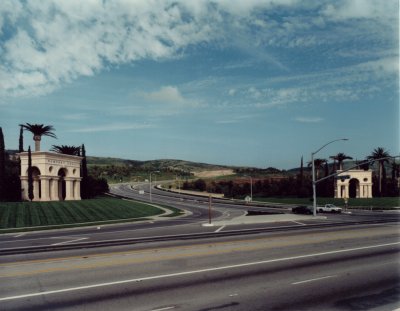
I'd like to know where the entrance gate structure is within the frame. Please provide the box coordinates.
[335,169,373,199]
[19,151,82,201]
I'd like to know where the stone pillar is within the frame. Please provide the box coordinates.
[40,176,51,201]
[74,179,81,200]
[337,185,342,198]
[344,184,349,199]
[33,178,40,201]
[20,176,29,201]
[50,178,59,201]
[367,184,373,198]
[65,177,75,201]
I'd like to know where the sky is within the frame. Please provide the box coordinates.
[0,0,398,169]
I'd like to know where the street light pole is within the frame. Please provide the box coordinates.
[149,171,160,202]
[312,138,348,216]
[244,175,253,202]
[249,176,253,202]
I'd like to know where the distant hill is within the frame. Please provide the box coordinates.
[87,156,231,173]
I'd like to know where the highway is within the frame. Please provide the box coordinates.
[0,183,399,310]
[0,183,398,253]
[0,223,399,310]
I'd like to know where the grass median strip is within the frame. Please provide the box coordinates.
[0,197,177,232]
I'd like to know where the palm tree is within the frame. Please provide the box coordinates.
[367,147,391,196]
[308,158,326,180]
[20,123,57,152]
[51,145,81,156]
[330,153,353,171]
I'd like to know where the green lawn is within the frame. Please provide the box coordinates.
[253,197,399,208]
[0,198,167,231]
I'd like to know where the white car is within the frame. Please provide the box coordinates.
[318,204,342,213]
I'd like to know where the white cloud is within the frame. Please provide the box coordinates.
[63,113,88,121]
[228,88,236,96]
[67,123,154,133]
[321,0,397,21]
[143,86,185,104]
[0,0,397,100]
[0,1,216,97]
[294,117,324,123]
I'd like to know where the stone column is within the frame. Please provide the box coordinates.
[65,177,75,201]
[344,183,349,199]
[74,179,81,200]
[336,184,342,198]
[40,176,51,201]
[50,177,59,201]
[367,184,373,198]
[20,176,29,201]
[33,178,40,201]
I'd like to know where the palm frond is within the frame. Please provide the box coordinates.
[20,123,57,139]
[51,145,80,156]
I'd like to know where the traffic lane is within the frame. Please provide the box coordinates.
[0,209,396,251]
[112,183,290,214]
[3,222,399,263]
[0,227,399,310]
[2,250,398,311]
[1,224,398,282]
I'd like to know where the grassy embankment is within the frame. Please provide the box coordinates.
[253,197,399,209]
[0,197,182,233]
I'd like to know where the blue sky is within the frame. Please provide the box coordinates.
[0,0,398,169]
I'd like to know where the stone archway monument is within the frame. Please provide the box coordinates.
[19,151,82,201]
[335,169,373,199]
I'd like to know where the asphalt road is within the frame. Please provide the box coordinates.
[0,183,398,253]
[1,223,399,310]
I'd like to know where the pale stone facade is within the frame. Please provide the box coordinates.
[19,151,82,201]
[335,169,373,199]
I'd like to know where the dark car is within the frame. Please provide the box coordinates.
[292,205,313,215]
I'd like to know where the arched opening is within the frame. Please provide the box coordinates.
[58,168,67,201]
[349,178,359,198]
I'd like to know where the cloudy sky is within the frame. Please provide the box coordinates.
[0,0,398,169]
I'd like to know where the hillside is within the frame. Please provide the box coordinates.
[87,156,232,173]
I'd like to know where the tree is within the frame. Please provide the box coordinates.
[18,125,24,152]
[307,158,326,180]
[28,146,34,201]
[51,145,81,156]
[20,123,57,152]
[330,153,353,171]
[0,127,5,201]
[367,147,391,196]
[391,161,399,180]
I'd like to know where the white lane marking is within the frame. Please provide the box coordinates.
[13,233,26,238]
[0,241,398,302]
[291,221,306,225]
[215,225,225,233]
[292,275,336,285]
[151,307,176,311]
[51,238,87,246]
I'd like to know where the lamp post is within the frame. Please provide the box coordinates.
[312,138,348,216]
[149,171,160,202]
[244,175,253,202]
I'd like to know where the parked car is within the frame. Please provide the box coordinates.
[318,204,342,213]
[292,205,313,215]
